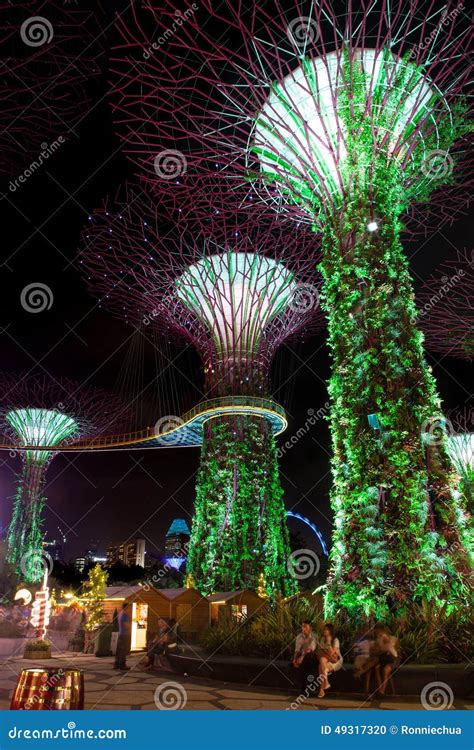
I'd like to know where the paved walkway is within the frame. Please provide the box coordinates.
[1,653,472,710]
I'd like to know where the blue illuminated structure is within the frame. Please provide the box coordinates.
[286,511,328,556]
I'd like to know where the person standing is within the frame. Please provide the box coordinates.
[114,602,132,671]
[292,621,317,693]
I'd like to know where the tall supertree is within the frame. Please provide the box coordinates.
[0,374,126,583]
[79,181,323,596]
[1,1,105,181]
[418,250,473,360]
[109,0,473,617]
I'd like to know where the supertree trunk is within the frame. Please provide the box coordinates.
[187,415,296,597]
[7,459,46,583]
[321,190,471,619]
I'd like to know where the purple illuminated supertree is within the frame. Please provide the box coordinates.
[108,0,473,617]
[418,250,474,360]
[0,373,126,583]
[1,2,105,182]
[79,180,323,595]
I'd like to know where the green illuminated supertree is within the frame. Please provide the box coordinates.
[0,374,126,582]
[79,182,323,596]
[110,0,473,617]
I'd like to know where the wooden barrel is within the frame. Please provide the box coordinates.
[10,668,84,710]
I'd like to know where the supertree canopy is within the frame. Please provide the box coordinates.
[1,1,105,181]
[109,0,473,617]
[0,373,126,583]
[418,250,473,360]
[79,181,323,595]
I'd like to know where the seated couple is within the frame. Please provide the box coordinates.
[292,621,343,698]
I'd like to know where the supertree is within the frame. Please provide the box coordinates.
[0,373,126,583]
[108,0,473,617]
[418,250,473,360]
[1,1,105,182]
[79,180,324,596]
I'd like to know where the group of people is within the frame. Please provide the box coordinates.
[113,601,180,672]
[293,621,399,698]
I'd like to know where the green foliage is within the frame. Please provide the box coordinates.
[82,565,108,631]
[24,639,52,652]
[188,416,296,597]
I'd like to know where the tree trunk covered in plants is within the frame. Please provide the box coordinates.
[7,459,46,583]
[187,415,296,597]
[320,196,472,620]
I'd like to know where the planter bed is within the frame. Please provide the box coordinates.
[167,647,473,698]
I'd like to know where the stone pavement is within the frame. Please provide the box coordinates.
[0,653,472,711]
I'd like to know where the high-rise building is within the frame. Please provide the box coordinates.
[163,519,190,570]
[106,538,145,568]
[43,539,64,562]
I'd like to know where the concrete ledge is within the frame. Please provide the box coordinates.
[167,649,473,697]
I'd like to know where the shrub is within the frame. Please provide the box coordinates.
[24,639,52,652]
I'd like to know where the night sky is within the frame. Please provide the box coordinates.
[0,1,471,563]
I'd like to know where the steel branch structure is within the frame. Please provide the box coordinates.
[108,0,473,617]
[0,373,126,582]
[418,250,474,360]
[79,181,323,595]
[1,1,105,181]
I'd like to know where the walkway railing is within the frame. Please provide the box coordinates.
[0,396,286,452]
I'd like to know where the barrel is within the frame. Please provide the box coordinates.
[10,668,84,710]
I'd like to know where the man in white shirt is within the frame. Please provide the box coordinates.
[292,621,317,692]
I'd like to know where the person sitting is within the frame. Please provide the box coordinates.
[316,622,343,698]
[373,624,399,696]
[292,620,317,693]
[142,618,170,670]
[352,629,376,693]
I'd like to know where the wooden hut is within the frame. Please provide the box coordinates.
[207,590,265,625]
[102,586,209,647]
